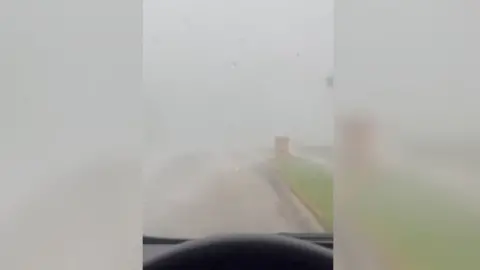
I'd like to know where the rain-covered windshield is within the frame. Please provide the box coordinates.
[143,0,334,238]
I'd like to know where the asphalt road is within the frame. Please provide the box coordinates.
[143,151,323,238]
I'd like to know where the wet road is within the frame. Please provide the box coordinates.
[143,151,323,238]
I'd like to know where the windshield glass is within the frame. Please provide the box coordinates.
[143,0,334,238]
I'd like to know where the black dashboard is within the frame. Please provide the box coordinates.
[143,234,333,269]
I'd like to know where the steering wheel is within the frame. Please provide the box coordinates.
[144,234,333,270]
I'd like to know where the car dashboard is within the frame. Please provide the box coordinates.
[143,233,333,269]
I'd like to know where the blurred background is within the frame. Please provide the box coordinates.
[335,1,480,269]
[2,0,480,269]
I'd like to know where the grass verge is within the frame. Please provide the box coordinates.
[350,172,480,270]
[272,155,480,269]
[275,156,333,232]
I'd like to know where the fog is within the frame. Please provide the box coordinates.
[3,0,480,268]
[143,0,334,155]
[336,0,480,145]
[335,2,480,269]
[1,0,141,269]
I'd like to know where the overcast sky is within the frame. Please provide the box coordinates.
[335,0,480,146]
[143,0,334,152]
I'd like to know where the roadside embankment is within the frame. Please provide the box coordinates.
[269,156,333,232]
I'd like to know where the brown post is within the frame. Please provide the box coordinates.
[339,116,374,171]
[336,113,377,205]
[274,136,291,160]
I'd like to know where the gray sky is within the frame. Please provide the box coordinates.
[143,0,334,152]
[335,0,480,145]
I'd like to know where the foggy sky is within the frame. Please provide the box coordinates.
[335,0,480,144]
[143,0,334,152]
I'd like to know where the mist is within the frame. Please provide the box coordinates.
[143,0,334,156]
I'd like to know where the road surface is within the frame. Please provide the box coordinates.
[143,150,323,238]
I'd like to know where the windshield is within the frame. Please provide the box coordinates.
[143,0,334,238]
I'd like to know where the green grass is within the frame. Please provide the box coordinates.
[276,157,333,232]
[350,173,480,270]
[273,155,480,269]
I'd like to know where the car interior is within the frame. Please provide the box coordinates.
[143,233,333,269]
